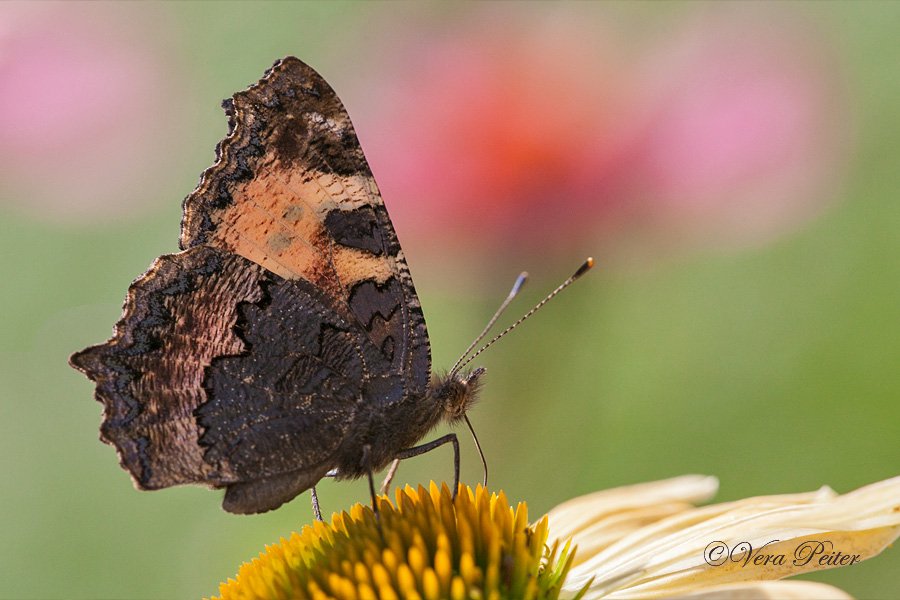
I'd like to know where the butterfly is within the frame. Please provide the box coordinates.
[70,56,592,516]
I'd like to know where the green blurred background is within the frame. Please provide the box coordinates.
[2,2,900,598]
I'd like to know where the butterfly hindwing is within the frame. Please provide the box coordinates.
[70,246,268,489]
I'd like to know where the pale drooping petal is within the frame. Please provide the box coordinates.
[549,476,900,599]
[670,580,852,599]
[548,475,720,565]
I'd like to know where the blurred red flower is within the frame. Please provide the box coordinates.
[360,12,638,262]
[357,7,849,267]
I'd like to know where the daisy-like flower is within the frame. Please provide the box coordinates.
[213,483,578,600]
[211,477,900,600]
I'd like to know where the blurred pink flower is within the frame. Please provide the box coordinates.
[357,7,849,265]
[0,3,180,223]
[629,12,849,249]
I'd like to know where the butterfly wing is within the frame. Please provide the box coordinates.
[70,57,431,513]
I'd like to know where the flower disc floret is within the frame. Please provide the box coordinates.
[212,483,578,600]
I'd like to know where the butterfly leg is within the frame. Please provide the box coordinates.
[393,434,460,499]
[310,486,324,522]
[380,458,401,495]
[309,469,341,522]
[361,444,387,543]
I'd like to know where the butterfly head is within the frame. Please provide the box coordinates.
[432,366,486,424]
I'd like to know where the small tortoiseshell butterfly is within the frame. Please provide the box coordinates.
[71,57,591,515]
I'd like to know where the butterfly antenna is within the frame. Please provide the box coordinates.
[456,257,594,373]
[450,271,529,376]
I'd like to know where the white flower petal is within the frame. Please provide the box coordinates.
[669,580,853,599]
[554,476,900,599]
[548,475,719,552]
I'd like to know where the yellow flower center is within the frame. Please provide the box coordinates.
[211,483,577,600]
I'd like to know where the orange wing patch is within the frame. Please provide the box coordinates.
[202,160,394,296]
[180,59,398,315]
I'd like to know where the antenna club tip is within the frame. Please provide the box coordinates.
[573,257,594,279]
[511,272,529,294]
